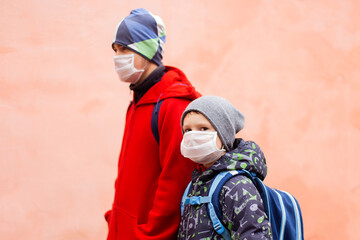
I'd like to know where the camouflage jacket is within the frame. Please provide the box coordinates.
[178,139,273,240]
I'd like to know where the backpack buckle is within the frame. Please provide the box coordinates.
[213,222,222,231]
[189,196,201,205]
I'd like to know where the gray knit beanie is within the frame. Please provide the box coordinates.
[181,96,245,152]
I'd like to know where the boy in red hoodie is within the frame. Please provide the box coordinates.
[105,8,201,240]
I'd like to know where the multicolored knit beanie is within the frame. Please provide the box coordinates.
[112,8,166,66]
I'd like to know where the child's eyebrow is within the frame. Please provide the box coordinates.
[195,120,211,126]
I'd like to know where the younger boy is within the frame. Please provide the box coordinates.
[178,96,272,239]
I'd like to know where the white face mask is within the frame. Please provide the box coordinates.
[114,54,147,84]
[181,131,225,165]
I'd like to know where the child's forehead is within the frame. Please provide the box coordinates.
[184,111,203,118]
[184,111,209,123]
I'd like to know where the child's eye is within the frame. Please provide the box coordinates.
[184,129,191,133]
[200,127,208,131]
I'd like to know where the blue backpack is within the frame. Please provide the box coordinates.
[180,169,304,240]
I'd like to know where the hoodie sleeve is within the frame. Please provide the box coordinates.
[220,175,273,240]
[135,98,197,239]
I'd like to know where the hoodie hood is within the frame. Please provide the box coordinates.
[135,66,200,106]
[191,138,268,184]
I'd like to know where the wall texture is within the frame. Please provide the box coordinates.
[1,0,359,239]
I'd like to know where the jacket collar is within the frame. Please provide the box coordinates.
[130,65,166,104]
[134,66,200,106]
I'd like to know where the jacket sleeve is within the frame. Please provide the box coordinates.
[220,175,273,240]
[135,98,196,240]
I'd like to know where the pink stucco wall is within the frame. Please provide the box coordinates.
[1,1,359,239]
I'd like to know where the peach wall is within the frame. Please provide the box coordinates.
[1,0,359,239]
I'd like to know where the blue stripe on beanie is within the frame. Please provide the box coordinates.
[113,8,166,66]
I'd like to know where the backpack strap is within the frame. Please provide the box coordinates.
[151,96,164,144]
[207,171,244,240]
[180,172,232,240]
[151,83,190,144]
[210,170,255,219]
[180,182,194,216]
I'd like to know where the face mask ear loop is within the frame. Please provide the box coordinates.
[131,57,149,86]
[141,58,149,71]
[212,132,224,152]
[132,61,147,85]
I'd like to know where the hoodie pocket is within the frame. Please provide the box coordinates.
[111,207,137,239]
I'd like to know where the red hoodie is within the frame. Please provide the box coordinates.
[105,66,201,240]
